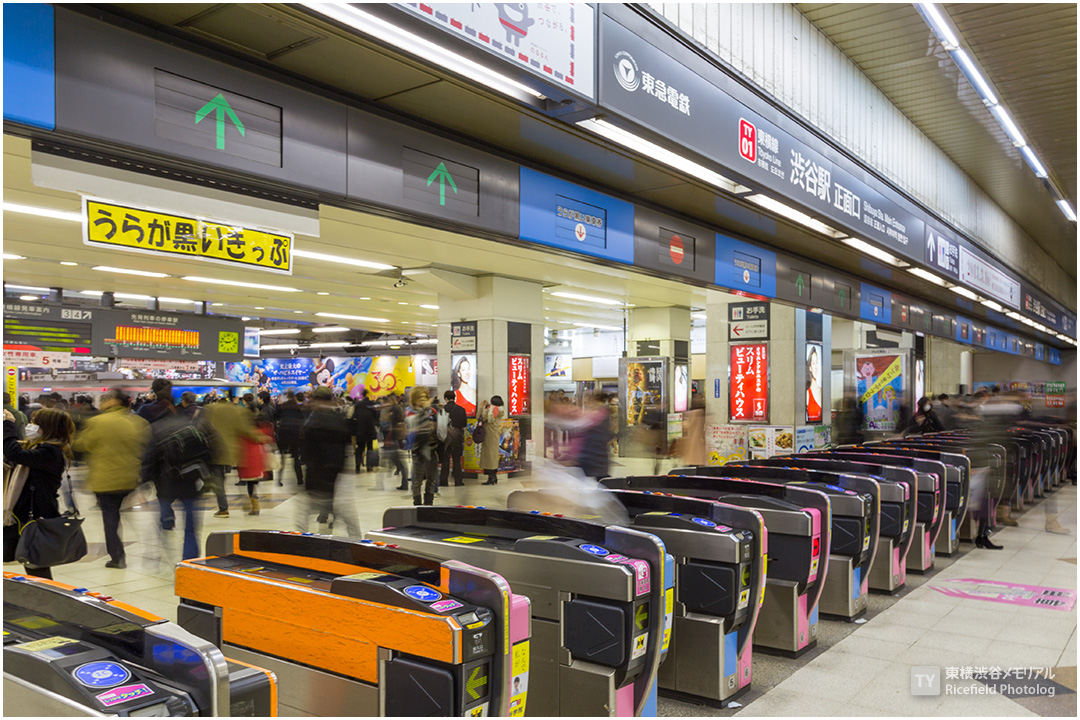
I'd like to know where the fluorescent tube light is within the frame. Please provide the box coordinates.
[316,312,390,323]
[3,254,25,260]
[312,326,350,333]
[747,195,845,238]
[949,286,981,301]
[573,322,623,332]
[907,267,949,286]
[917,3,960,49]
[263,343,301,350]
[1057,334,1072,342]
[5,284,51,292]
[115,293,154,301]
[1019,146,1048,178]
[158,298,197,304]
[1057,200,1077,223]
[259,328,301,336]
[548,291,624,306]
[953,49,998,106]
[1006,311,1024,321]
[989,104,1025,146]
[292,248,395,271]
[183,276,301,292]
[843,237,907,267]
[3,203,82,223]
[419,304,439,310]
[18,295,38,301]
[577,118,737,192]
[310,341,351,349]
[980,299,1005,313]
[93,265,169,278]
[301,2,545,101]
[691,313,708,321]
[60,261,78,266]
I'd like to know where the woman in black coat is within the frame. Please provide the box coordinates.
[4,408,76,579]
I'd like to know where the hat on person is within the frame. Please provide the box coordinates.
[312,387,333,401]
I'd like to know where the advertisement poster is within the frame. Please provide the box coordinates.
[674,363,689,413]
[666,413,683,449]
[805,342,823,423]
[244,327,261,358]
[416,355,438,387]
[795,426,815,454]
[624,359,665,427]
[730,343,768,422]
[748,425,794,458]
[1046,381,1066,408]
[705,424,748,466]
[463,418,521,473]
[451,354,478,416]
[914,358,925,402]
[224,356,416,398]
[508,355,530,416]
[118,359,215,381]
[855,353,905,432]
[814,425,832,449]
[545,354,572,380]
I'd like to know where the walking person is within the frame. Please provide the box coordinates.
[275,390,305,486]
[351,389,379,475]
[4,408,77,579]
[238,417,273,516]
[204,397,266,518]
[380,394,409,490]
[440,390,468,487]
[72,389,150,569]
[143,408,213,560]
[479,396,505,485]
[296,388,360,536]
[407,387,439,505]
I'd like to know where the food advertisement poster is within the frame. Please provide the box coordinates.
[730,343,768,422]
[805,342,823,423]
[451,353,478,416]
[748,425,794,458]
[706,424,747,466]
[224,356,415,398]
[854,352,905,432]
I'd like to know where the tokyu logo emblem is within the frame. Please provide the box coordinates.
[613,51,640,92]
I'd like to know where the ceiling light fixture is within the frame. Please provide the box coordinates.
[746,194,845,238]
[5,284,51,292]
[316,312,390,323]
[949,286,981,302]
[310,341,351,349]
[842,237,907,267]
[93,265,169,278]
[548,291,624,306]
[312,326,350,333]
[18,295,38,301]
[576,118,737,192]
[1019,146,1048,179]
[3,203,82,223]
[907,267,949,286]
[158,297,197,304]
[419,304,439,310]
[1057,200,1077,223]
[258,329,301,336]
[988,105,1024,147]
[183,276,301,292]
[952,49,999,106]
[300,2,546,102]
[211,302,224,306]
[691,312,708,321]
[60,261,78,266]
[292,248,395,271]
[317,292,330,296]
[3,254,25,260]
[573,322,623,332]
[980,299,1005,313]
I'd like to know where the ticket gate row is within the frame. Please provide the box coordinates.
[505,488,767,707]
[175,530,529,717]
[368,506,672,717]
[4,572,276,717]
[604,475,830,658]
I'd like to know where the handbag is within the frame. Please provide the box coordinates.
[263,444,282,472]
[366,446,380,467]
[15,489,87,569]
[471,420,486,445]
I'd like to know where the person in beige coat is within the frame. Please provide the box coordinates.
[479,396,504,485]
[73,388,150,568]
[203,397,265,518]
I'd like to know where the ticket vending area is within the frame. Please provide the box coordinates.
[505,488,767,707]
[605,476,831,658]
[3,572,276,717]
[820,450,947,573]
[174,530,528,717]
[751,456,918,595]
[367,506,670,717]
[681,465,878,622]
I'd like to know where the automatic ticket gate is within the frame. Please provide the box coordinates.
[175,530,528,717]
[677,465,877,621]
[743,456,918,594]
[4,572,276,717]
[868,444,971,556]
[368,506,670,717]
[818,451,947,573]
[506,488,767,706]
[603,475,830,658]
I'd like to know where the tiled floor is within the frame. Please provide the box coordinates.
[6,456,1076,717]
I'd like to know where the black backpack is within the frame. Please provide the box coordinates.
[157,421,214,499]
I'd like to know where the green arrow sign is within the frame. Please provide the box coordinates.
[195,93,245,150]
[635,604,648,631]
[426,162,458,206]
[466,666,488,700]
[795,273,806,297]
[838,286,848,307]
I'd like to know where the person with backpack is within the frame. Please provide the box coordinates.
[296,387,360,535]
[143,408,213,560]
[439,390,468,487]
[406,387,439,505]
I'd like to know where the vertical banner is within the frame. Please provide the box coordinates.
[730,343,768,422]
[805,342,823,423]
[451,353,478,416]
[854,352,906,432]
[508,354,530,416]
[673,363,688,413]
[5,366,18,402]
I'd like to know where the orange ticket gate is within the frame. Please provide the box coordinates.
[175,530,531,717]
[3,572,276,717]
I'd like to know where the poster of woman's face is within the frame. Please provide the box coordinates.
[674,364,688,413]
[805,343,822,423]
[451,354,478,416]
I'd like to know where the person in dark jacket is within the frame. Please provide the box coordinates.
[574,393,614,481]
[4,408,76,579]
[138,379,175,425]
[351,390,379,474]
[295,387,360,535]
[904,396,944,436]
[440,390,468,487]
[142,411,210,560]
[275,390,305,486]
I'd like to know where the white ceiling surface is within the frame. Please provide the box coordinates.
[2,136,705,336]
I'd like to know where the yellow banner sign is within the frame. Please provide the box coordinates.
[860,355,903,405]
[83,198,292,274]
